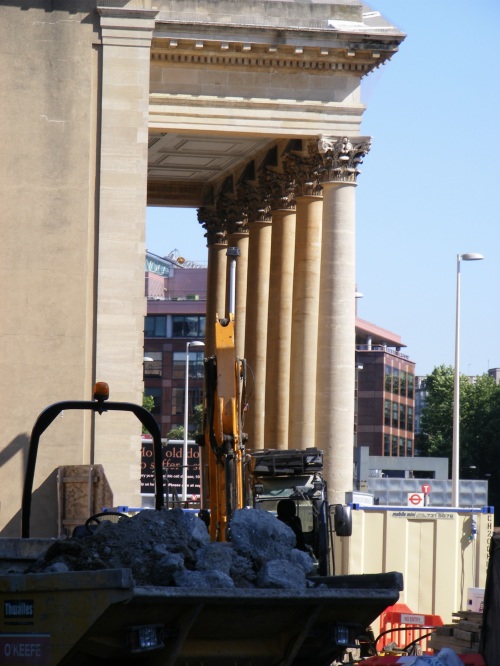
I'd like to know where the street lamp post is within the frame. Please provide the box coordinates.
[451,252,484,507]
[182,340,205,503]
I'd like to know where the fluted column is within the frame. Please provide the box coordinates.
[264,170,296,449]
[242,181,272,450]
[315,135,371,505]
[198,207,227,356]
[288,152,323,449]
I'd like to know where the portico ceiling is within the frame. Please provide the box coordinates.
[147,132,276,208]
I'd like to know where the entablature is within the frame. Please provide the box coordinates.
[151,0,405,75]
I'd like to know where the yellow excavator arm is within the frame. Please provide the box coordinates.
[202,315,246,541]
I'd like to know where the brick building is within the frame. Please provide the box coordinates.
[144,252,207,438]
[355,319,416,457]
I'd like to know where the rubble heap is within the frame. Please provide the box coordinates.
[28,508,315,589]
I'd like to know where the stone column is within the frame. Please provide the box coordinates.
[315,136,371,505]
[242,181,272,450]
[198,207,227,356]
[287,152,323,449]
[264,170,296,449]
[94,3,158,507]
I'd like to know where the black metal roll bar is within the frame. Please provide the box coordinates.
[22,393,164,538]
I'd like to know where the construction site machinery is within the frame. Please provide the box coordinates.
[199,315,246,542]
[246,447,351,576]
[0,380,403,665]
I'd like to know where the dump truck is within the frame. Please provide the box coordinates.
[0,382,403,665]
[0,315,403,664]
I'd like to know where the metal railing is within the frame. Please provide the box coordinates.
[356,344,410,361]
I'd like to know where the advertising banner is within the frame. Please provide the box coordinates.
[141,439,201,498]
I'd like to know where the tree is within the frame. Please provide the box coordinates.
[142,393,155,434]
[142,394,155,413]
[166,425,185,440]
[166,403,203,440]
[192,403,203,434]
[418,365,455,460]
[461,373,499,474]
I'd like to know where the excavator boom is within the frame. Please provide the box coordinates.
[202,316,246,541]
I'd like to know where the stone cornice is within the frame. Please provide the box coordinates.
[152,0,405,41]
[151,38,399,74]
[151,49,381,74]
[150,0,405,73]
[97,0,159,20]
[98,3,159,45]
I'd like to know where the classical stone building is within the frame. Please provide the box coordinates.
[0,1,404,535]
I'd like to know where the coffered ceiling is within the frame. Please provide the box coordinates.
[148,132,276,208]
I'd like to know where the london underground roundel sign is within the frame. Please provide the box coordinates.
[407,492,424,506]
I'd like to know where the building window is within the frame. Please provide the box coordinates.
[407,406,414,431]
[392,435,398,456]
[188,388,204,431]
[399,403,406,430]
[385,365,392,392]
[384,434,390,456]
[145,387,162,415]
[400,370,407,396]
[173,351,205,380]
[172,388,184,415]
[384,399,391,426]
[144,351,162,377]
[171,387,204,423]
[172,315,206,338]
[392,402,398,429]
[145,315,166,337]
[392,368,399,394]
[399,437,405,457]
[407,438,413,456]
[408,373,414,399]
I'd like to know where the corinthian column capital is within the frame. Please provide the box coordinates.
[216,192,249,237]
[283,150,323,198]
[259,168,296,211]
[237,180,272,224]
[198,206,226,246]
[317,135,371,183]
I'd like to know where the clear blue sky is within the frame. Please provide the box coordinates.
[147,0,500,377]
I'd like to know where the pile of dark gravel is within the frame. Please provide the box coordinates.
[28,508,315,589]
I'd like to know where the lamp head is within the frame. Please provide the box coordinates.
[460,253,484,261]
[187,340,205,350]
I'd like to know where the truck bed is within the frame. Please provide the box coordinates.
[0,562,402,665]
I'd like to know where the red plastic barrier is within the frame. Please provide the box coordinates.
[377,603,444,654]
[362,656,484,665]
